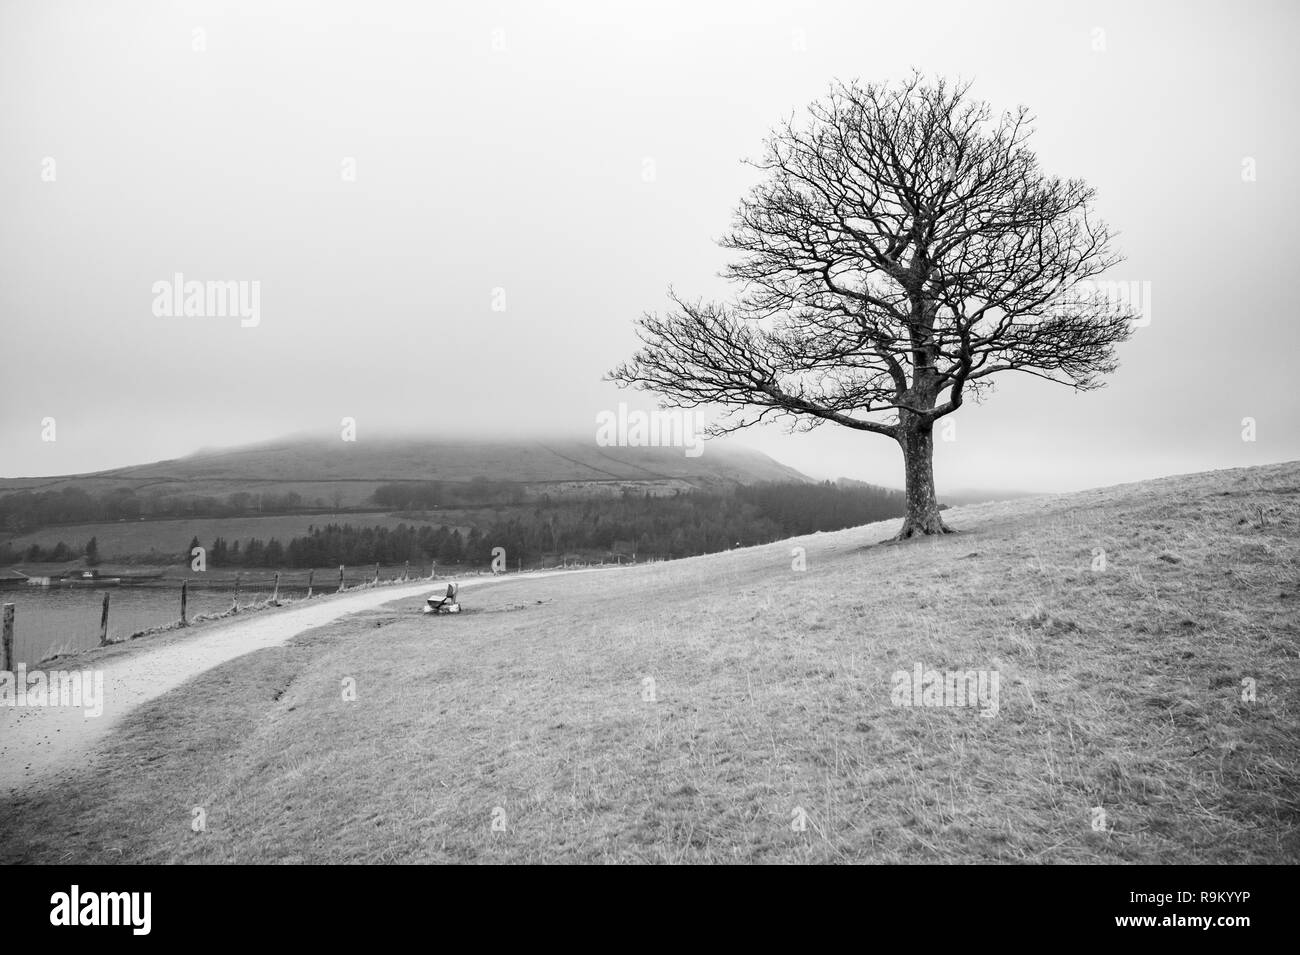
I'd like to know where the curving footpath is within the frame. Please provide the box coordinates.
[0,573,570,794]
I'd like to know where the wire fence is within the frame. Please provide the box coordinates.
[0,563,436,668]
[1,554,658,668]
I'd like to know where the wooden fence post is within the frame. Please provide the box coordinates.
[273,571,280,603]
[99,592,111,646]
[338,565,345,592]
[431,561,436,579]
[373,562,380,585]
[404,560,410,581]
[2,603,13,672]
[180,580,188,626]
[232,573,241,611]
[307,569,314,598]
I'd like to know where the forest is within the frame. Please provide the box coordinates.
[196,481,907,568]
[0,481,910,568]
[0,485,313,532]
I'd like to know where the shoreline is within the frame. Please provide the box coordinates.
[0,567,607,795]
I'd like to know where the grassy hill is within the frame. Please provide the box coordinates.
[0,435,817,560]
[0,435,812,507]
[2,461,1295,863]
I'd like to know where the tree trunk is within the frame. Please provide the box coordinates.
[894,426,952,539]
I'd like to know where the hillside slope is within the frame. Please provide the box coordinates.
[2,461,1295,863]
[0,435,811,506]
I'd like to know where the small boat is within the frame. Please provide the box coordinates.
[62,571,122,588]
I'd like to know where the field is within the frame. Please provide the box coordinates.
[1,462,1296,863]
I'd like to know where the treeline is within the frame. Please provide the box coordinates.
[203,525,482,568]
[0,479,533,536]
[734,481,904,535]
[0,536,99,566]
[0,482,909,568]
[196,482,906,568]
[0,486,314,533]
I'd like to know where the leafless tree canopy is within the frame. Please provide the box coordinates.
[611,73,1135,441]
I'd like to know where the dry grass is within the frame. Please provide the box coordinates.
[2,462,1297,863]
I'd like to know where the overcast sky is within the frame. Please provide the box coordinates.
[2,0,1297,492]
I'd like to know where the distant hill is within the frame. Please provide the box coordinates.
[0,435,812,508]
[834,477,899,493]
[836,476,1034,507]
[940,488,1037,506]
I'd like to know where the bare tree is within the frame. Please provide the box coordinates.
[610,74,1137,539]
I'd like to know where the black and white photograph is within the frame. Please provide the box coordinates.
[0,0,1295,907]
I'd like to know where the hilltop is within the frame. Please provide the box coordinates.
[1,460,1295,863]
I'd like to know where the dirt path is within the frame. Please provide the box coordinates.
[0,573,575,794]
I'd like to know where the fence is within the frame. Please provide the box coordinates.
[0,561,437,670]
[1,554,647,669]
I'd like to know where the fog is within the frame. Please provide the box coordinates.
[2,0,1296,491]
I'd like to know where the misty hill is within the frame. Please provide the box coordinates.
[1,438,919,567]
[937,488,1037,506]
[835,476,1033,506]
[0,435,812,508]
